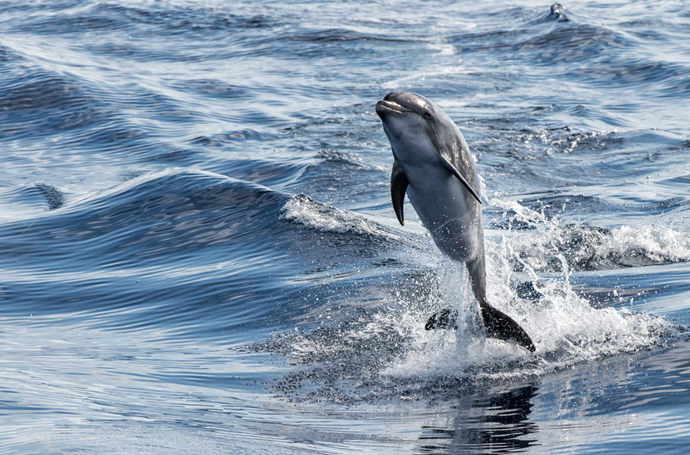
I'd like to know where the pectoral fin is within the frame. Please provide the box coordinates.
[439,156,482,205]
[391,160,408,225]
[480,302,535,352]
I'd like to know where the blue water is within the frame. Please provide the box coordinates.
[2,0,690,453]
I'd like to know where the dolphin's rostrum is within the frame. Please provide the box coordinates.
[376,91,535,352]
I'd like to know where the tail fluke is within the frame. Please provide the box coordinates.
[425,304,535,352]
[480,302,535,352]
[425,308,458,330]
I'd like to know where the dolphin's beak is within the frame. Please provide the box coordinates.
[376,100,412,119]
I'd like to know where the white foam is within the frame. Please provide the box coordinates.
[490,198,690,272]
[602,225,690,264]
[279,194,402,240]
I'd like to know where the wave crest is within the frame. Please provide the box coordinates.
[279,194,401,241]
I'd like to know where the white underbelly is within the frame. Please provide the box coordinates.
[405,164,482,262]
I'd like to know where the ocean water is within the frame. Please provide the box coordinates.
[2,0,690,453]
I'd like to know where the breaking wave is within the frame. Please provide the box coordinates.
[279,193,403,241]
[491,198,690,272]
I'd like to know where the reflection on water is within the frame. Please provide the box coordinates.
[418,386,539,454]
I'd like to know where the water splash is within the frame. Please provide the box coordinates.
[256,199,683,401]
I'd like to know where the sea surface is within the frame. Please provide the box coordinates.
[2,0,690,453]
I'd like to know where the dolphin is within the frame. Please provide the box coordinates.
[375,91,535,352]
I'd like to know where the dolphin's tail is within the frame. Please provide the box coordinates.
[479,301,535,352]
[425,308,458,330]
[425,303,535,352]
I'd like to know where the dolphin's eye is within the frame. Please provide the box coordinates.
[423,111,432,120]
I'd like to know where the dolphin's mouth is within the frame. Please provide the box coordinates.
[376,100,413,116]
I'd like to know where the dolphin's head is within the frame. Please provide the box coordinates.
[375,91,461,165]
[376,91,481,204]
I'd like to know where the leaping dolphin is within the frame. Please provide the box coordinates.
[376,91,535,352]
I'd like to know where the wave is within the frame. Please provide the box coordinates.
[0,68,111,138]
[0,183,66,221]
[0,170,413,342]
[443,3,690,97]
[0,171,290,324]
[11,3,277,37]
[280,194,401,241]
[490,198,690,273]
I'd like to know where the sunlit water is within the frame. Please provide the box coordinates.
[2,0,690,453]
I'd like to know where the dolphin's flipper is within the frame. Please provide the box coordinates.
[480,302,535,352]
[438,155,482,205]
[391,159,408,225]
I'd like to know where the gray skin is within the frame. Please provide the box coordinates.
[376,91,535,352]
